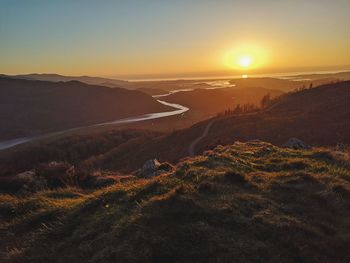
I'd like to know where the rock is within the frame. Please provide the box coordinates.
[139,159,161,178]
[283,138,310,150]
[16,170,36,182]
[158,162,173,172]
[137,159,173,178]
[143,159,161,170]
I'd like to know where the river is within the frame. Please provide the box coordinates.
[0,99,189,151]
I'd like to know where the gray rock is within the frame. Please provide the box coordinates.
[139,159,161,178]
[16,170,36,182]
[137,159,175,178]
[283,138,310,150]
[158,162,173,172]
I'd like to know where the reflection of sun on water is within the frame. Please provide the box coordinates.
[242,74,248,78]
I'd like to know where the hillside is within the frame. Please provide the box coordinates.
[0,77,172,140]
[292,70,350,81]
[164,86,283,115]
[193,80,350,152]
[1,141,349,262]
[0,74,128,88]
[77,80,350,172]
[2,81,349,174]
[134,80,350,165]
[229,73,350,92]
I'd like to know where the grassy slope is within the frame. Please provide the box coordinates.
[195,81,350,150]
[163,86,283,115]
[78,81,350,172]
[1,141,350,263]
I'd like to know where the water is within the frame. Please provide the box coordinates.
[127,69,349,82]
[0,137,35,151]
[153,89,194,98]
[0,99,189,151]
[92,99,189,125]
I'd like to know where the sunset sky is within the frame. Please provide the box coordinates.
[1,0,350,79]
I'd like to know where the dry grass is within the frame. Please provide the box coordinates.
[1,141,349,262]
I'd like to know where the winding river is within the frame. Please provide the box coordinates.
[0,99,189,151]
[0,79,236,151]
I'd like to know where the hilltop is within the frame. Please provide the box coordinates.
[1,141,349,262]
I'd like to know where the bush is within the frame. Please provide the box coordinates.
[37,161,77,188]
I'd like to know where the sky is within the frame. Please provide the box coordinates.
[1,0,350,79]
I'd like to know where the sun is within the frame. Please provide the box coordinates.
[222,44,268,71]
[237,55,253,68]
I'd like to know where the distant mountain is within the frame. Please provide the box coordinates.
[0,73,129,88]
[0,77,172,140]
[291,70,350,81]
[230,77,303,91]
[228,72,350,92]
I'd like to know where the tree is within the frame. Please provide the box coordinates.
[261,93,271,109]
[233,104,242,114]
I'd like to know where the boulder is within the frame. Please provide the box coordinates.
[16,170,36,182]
[139,159,161,178]
[283,138,310,150]
[19,171,47,195]
[137,159,173,178]
[158,162,173,172]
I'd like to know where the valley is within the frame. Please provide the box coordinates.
[2,1,350,262]
[1,72,350,263]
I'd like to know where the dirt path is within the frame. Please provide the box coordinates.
[188,119,215,156]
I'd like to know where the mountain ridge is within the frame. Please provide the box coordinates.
[0,73,128,88]
[0,77,172,140]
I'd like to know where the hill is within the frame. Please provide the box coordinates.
[138,80,350,164]
[292,70,350,81]
[1,141,349,262]
[76,80,350,172]
[0,77,172,140]
[228,76,343,92]
[2,81,349,174]
[163,86,283,115]
[192,80,350,152]
[0,74,128,88]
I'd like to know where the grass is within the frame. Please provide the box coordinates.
[0,141,349,262]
